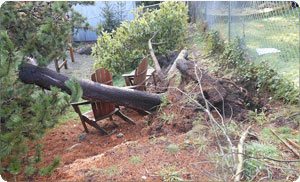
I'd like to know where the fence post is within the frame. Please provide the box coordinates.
[228,1,231,42]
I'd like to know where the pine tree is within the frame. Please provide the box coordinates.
[116,2,126,24]
[100,1,118,33]
[98,1,126,34]
[0,1,86,178]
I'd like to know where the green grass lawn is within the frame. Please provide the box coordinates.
[210,8,299,87]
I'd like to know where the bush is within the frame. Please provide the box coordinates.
[92,1,188,74]
[219,37,299,104]
[220,37,245,68]
[204,31,224,56]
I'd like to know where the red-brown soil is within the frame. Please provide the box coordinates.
[11,108,215,182]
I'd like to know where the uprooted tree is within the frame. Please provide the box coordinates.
[0,1,253,179]
[18,63,162,112]
[0,2,188,176]
[19,48,250,117]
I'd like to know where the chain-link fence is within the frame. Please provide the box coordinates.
[189,1,299,87]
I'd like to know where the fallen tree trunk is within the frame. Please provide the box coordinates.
[19,63,162,111]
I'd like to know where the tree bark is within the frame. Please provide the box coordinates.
[163,49,189,88]
[19,63,162,111]
[167,49,188,79]
[174,52,227,105]
[148,32,164,80]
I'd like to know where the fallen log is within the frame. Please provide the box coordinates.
[19,63,162,111]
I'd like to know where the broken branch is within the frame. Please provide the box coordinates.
[234,125,251,182]
[148,32,164,80]
[270,129,300,158]
[286,138,300,150]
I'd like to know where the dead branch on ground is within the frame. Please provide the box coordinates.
[286,139,300,150]
[270,129,300,158]
[234,126,252,182]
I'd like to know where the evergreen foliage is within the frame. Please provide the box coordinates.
[0,2,86,177]
[93,1,188,74]
[65,77,83,103]
[100,2,119,33]
[39,156,60,176]
[97,1,125,34]
[115,2,126,23]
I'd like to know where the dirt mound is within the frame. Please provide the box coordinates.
[148,89,196,136]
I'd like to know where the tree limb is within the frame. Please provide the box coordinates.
[271,129,300,158]
[234,125,251,182]
[148,32,164,80]
[167,49,188,79]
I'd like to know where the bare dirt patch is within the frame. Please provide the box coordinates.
[15,107,215,182]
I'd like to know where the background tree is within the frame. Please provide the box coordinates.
[97,1,126,35]
[0,1,86,178]
[100,1,118,33]
[116,2,126,25]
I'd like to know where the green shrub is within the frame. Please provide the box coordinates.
[204,31,224,56]
[92,1,188,74]
[159,165,184,182]
[219,37,299,104]
[220,37,245,68]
